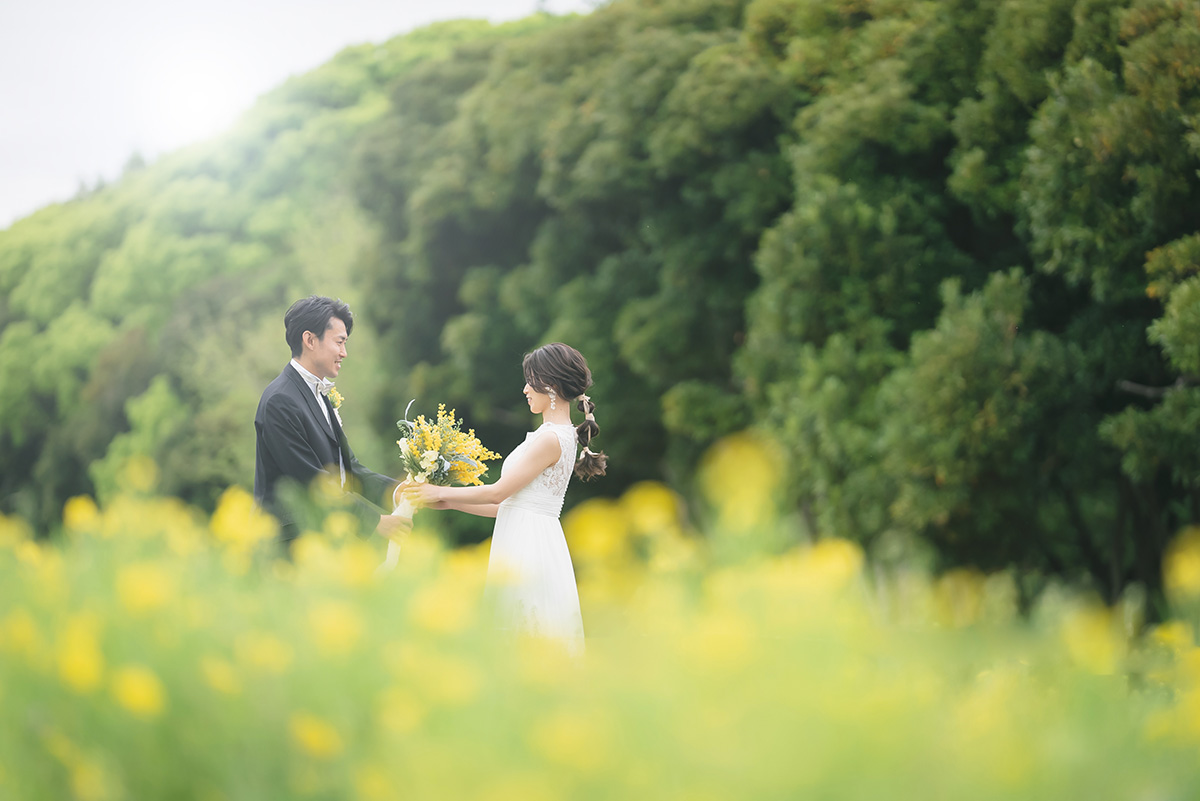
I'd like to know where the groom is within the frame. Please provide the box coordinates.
[254,295,407,550]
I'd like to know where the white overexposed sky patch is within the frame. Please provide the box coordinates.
[0,0,597,228]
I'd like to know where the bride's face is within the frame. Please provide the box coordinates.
[523,382,553,415]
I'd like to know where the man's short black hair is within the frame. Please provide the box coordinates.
[284,296,353,357]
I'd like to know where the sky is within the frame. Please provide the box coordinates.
[0,0,596,229]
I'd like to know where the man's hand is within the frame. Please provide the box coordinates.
[375,513,411,543]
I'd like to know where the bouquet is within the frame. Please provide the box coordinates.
[377,401,500,573]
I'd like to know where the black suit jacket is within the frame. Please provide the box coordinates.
[254,364,397,546]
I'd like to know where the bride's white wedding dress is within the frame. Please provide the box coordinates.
[485,421,584,654]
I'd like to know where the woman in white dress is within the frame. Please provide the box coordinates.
[405,343,607,653]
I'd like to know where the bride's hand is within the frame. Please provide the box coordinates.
[392,479,415,507]
[404,482,443,508]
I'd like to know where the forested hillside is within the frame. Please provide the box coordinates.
[3,0,1199,603]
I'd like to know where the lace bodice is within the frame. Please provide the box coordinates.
[498,422,577,518]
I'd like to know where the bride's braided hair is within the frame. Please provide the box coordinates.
[522,343,608,480]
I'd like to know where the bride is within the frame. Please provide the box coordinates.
[404,343,606,654]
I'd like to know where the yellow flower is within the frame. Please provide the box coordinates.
[62,496,100,533]
[293,535,334,570]
[327,387,343,409]
[0,512,32,548]
[70,756,119,801]
[235,632,294,674]
[308,600,363,656]
[210,486,277,549]
[335,541,380,587]
[323,511,359,542]
[684,609,755,670]
[1152,620,1194,653]
[801,538,864,593]
[58,615,105,693]
[515,635,579,688]
[386,643,482,706]
[289,712,344,759]
[698,433,783,532]
[528,708,614,774]
[1,607,44,663]
[1061,604,1124,675]
[119,455,159,494]
[620,481,682,536]
[564,499,630,565]
[1165,527,1200,599]
[200,656,241,695]
[111,665,166,718]
[116,561,173,614]
[354,763,392,801]
[476,771,560,801]
[408,577,478,634]
[376,686,425,734]
[933,568,986,628]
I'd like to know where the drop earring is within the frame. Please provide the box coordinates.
[548,389,557,410]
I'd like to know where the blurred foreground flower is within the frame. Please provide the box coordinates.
[1061,604,1125,675]
[289,712,344,759]
[111,665,165,718]
[210,486,278,551]
[1166,527,1200,600]
[0,513,33,548]
[120,455,159,494]
[698,433,783,534]
[58,615,105,693]
[0,438,1198,799]
[116,561,173,614]
[62,495,101,533]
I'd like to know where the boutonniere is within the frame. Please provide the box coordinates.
[328,388,344,426]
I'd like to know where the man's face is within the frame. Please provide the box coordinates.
[307,317,348,379]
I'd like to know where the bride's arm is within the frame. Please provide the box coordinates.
[440,501,501,519]
[406,432,561,508]
[395,482,500,518]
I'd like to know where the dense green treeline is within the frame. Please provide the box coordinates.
[2,0,1199,602]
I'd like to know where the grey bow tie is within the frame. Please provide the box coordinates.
[316,378,335,397]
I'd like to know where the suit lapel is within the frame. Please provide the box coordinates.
[324,395,351,466]
[283,365,338,444]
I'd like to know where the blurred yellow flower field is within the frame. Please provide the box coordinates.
[0,439,1199,799]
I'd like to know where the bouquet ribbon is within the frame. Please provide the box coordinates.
[375,489,415,576]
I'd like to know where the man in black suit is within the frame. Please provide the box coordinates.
[254,295,408,549]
